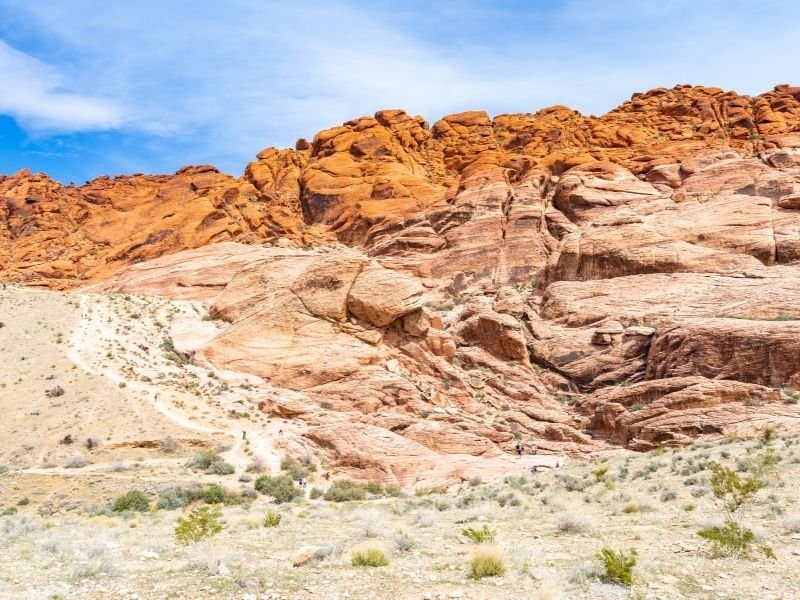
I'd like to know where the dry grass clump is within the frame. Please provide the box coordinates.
[351,544,389,567]
[468,546,506,579]
[555,513,596,535]
[469,546,506,579]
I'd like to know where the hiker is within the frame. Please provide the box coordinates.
[530,464,539,475]
[515,442,524,458]
[324,472,330,481]
[531,445,538,456]
[242,430,247,440]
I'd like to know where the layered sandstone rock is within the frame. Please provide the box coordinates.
[6,82,800,481]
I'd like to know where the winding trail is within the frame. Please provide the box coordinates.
[27,293,287,476]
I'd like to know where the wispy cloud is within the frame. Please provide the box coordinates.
[0,0,798,181]
[0,40,123,132]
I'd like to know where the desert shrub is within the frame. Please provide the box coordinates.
[157,493,186,511]
[596,547,637,586]
[782,515,800,534]
[0,465,8,475]
[696,450,777,559]
[186,450,220,470]
[351,545,389,567]
[462,524,496,543]
[556,513,596,535]
[457,493,478,509]
[309,487,324,499]
[497,492,520,507]
[690,486,708,498]
[246,458,266,473]
[254,475,303,503]
[393,531,416,553]
[203,485,226,504]
[2,507,18,516]
[697,522,773,558]
[17,497,29,506]
[622,502,641,514]
[324,479,367,502]
[280,456,310,481]
[592,466,609,481]
[112,490,150,513]
[556,474,589,492]
[159,436,179,453]
[263,509,281,527]
[660,490,677,502]
[762,426,775,444]
[174,506,223,545]
[207,461,235,475]
[469,547,506,579]
[64,454,87,469]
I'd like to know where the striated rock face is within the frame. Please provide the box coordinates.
[6,82,800,483]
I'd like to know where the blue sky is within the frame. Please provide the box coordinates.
[0,1,798,184]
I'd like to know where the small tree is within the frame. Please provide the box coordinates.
[697,449,776,558]
[174,506,224,545]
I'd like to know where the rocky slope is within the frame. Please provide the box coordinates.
[4,83,800,480]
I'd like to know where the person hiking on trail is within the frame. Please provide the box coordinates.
[531,445,538,456]
[242,430,247,440]
[530,464,539,475]
[515,442,524,458]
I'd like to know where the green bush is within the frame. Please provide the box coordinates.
[469,547,506,579]
[597,547,637,586]
[351,546,389,567]
[263,509,281,527]
[112,490,150,513]
[280,456,310,481]
[461,524,496,543]
[254,475,303,503]
[2,507,17,516]
[324,479,367,502]
[697,450,777,559]
[17,497,29,506]
[157,494,186,511]
[207,461,235,475]
[174,506,224,545]
[203,485,226,504]
[309,487,324,499]
[697,522,774,558]
[186,450,220,470]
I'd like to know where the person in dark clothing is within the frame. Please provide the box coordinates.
[515,442,524,458]
[242,431,247,440]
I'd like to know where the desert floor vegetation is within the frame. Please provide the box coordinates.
[2,433,800,598]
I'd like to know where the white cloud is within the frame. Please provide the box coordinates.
[0,0,798,176]
[0,40,124,132]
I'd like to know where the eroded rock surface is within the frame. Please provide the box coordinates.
[7,82,800,483]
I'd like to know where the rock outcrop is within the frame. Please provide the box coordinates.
[6,82,800,483]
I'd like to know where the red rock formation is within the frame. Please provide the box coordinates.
[6,82,800,477]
